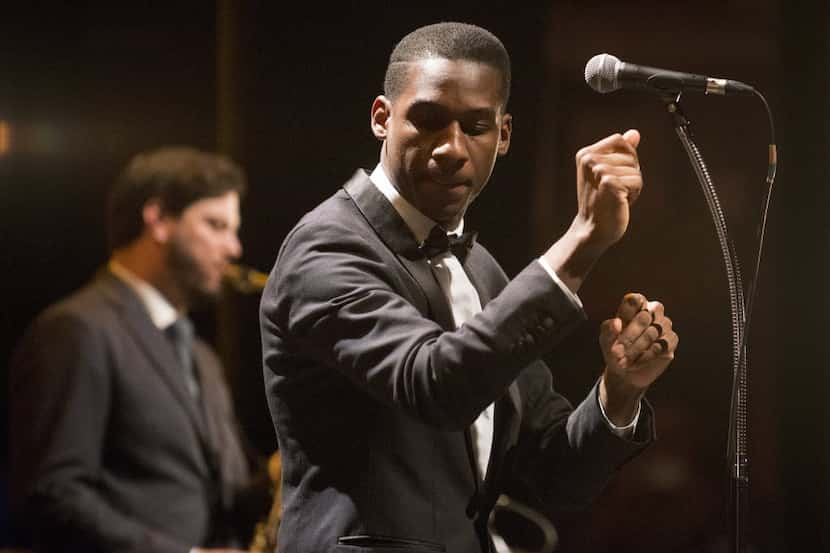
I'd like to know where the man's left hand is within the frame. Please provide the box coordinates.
[598,292,679,426]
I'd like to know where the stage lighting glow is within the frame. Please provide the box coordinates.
[0,121,10,156]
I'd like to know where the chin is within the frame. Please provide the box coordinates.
[434,209,464,229]
[186,279,222,309]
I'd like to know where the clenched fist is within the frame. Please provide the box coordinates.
[542,130,644,295]
[575,129,643,250]
[599,292,678,426]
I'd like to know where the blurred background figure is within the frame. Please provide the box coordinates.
[8,147,269,553]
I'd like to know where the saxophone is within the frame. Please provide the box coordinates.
[249,451,283,553]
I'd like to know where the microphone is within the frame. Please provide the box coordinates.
[585,53,755,96]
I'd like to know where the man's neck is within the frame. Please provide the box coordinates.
[111,245,187,312]
[370,162,464,241]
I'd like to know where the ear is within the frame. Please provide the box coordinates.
[497,112,512,156]
[370,95,392,140]
[142,199,173,244]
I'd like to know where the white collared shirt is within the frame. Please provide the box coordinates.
[108,260,180,331]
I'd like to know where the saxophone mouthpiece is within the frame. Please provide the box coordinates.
[224,264,268,293]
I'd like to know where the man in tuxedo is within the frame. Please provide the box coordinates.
[260,22,679,553]
[9,147,263,553]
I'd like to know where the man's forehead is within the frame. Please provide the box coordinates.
[185,191,240,221]
[398,57,506,106]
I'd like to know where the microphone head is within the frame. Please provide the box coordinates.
[585,53,621,93]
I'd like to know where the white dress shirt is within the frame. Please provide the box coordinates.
[109,260,180,330]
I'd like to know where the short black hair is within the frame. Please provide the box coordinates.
[383,22,511,107]
[107,146,247,251]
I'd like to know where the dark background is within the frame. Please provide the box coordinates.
[1,1,827,552]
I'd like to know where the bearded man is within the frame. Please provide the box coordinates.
[10,147,259,553]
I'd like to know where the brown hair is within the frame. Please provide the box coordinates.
[107,146,247,250]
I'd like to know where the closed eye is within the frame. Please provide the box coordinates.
[462,120,494,136]
[461,109,497,136]
[408,102,451,132]
[406,102,498,136]
[205,216,229,231]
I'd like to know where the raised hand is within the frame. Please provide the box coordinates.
[542,130,644,294]
[599,292,678,426]
[574,129,643,251]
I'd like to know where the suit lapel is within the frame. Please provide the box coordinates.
[97,271,212,451]
[192,345,221,453]
[464,248,523,489]
[398,257,456,330]
[191,343,231,501]
[344,170,455,330]
[345,171,522,492]
[484,383,522,490]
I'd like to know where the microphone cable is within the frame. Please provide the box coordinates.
[725,89,777,470]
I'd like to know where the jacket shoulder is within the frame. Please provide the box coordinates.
[30,277,119,332]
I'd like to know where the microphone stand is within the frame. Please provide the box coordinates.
[488,494,558,553]
[659,91,749,553]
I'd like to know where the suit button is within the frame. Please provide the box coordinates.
[542,316,555,329]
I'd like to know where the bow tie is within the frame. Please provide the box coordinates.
[418,225,477,262]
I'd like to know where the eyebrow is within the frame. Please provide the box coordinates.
[204,213,241,230]
[406,100,498,120]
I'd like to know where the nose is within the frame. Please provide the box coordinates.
[432,121,468,174]
[227,233,243,260]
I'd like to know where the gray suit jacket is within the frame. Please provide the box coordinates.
[260,170,654,553]
[9,270,250,553]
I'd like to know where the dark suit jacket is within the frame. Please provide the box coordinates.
[9,270,251,553]
[260,170,655,553]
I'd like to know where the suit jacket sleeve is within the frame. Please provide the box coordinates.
[262,217,587,431]
[9,308,192,553]
[501,361,654,511]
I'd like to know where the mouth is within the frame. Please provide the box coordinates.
[426,178,472,207]
[431,177,471,189]
[215,260,232,277]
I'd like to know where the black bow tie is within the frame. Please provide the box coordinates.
[418,225,477,262]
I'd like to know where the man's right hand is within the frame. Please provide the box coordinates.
[574,129,642,249]
[542,130,643,293]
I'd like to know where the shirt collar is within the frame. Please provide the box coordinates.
[108,259,180,330]
[369,163,464,243]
